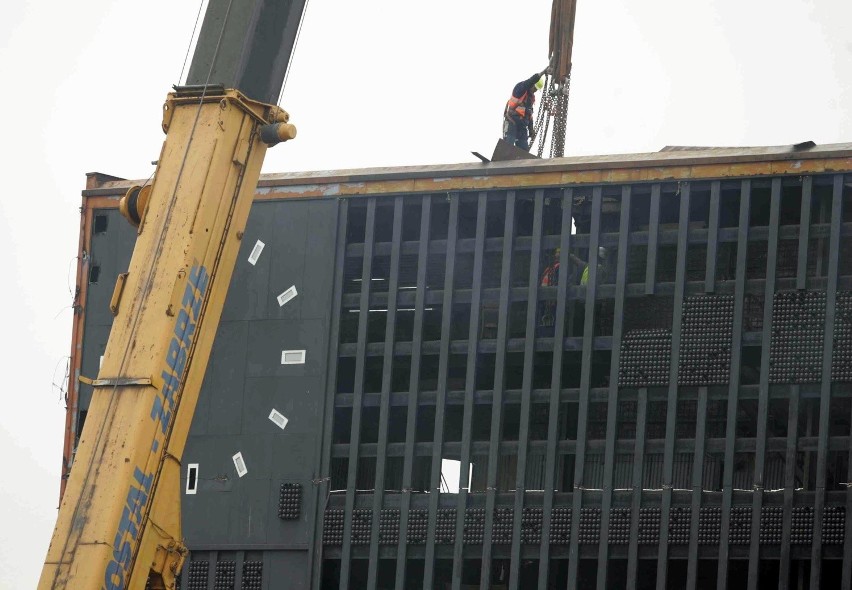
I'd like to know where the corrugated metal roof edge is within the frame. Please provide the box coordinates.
[82,142,852,197]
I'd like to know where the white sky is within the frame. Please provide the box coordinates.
[1,0,851,587]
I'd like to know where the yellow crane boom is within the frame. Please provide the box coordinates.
[39,0,307,585]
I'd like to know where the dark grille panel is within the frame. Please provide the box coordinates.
[316,175,851,587]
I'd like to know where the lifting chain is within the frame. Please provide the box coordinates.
[532,73,571,159]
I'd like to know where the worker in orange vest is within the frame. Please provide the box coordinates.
[503,70,547,151]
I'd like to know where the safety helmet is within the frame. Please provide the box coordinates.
[535,76,545,91]
[598,246,608,259]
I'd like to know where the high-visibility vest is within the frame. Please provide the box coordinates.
[541,262,559,287]
[506,91,534,120]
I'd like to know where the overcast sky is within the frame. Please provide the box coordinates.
[1,0,851,587]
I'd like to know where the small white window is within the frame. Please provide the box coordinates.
[281,350,306,365]
[277,285,298,307]
[247,240,265,265]
[186,463,199,495]
[269,409,289,430]
[440,459,473,494]
[232,452,248,478]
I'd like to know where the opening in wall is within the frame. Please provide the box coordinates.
[617,399,637,439]
[476,353,496,390]
[504,352,524,390]
[93,214,108,234]
[507,301,528,339]
[675,398,697,439]
[346,204,367,244]
[739,346,762,386]
[558,454,575,491]
[336,358,356,394]
[629,190,651,232]
[767,398,789,437]
[533,352,553,389]
[646,399,667,439]
[591,350,612,388]
[470,455,489,491]
[659,188,680,225]
[369,255,391,293]
[543,191,564,235]
[419,355,440,391]
[450,303,471,340]
[421,306,443,341]
[715,184,740,229]
[529,403,549,440]
[440,459,472,493]
[388,406,407,442]
[448,354,467,390]
[412,455,432,491]
[749,184,772,227]
[330,457,348,490]
[373,204,394,242]
[401,201,421,242]
[453,252,476,290]
[736,399,758,437]
[342,257,363,294]
[587,402,607,439]
[443,404,463,442]
[391,356,411,392]
[360,406,380,444]
[481,251,504,289]
[457,196,479,240]
[385,456,403,490]
[830,396,852,436]
[827,451,849,490]
[472,403,492,441]
[797,395,820,438]
[732,453,754,489]
[811,181,834,225]
[689,185,711,228]
[356,457,376,489]
[366,309,386,343]
[780,182,803,226]
[332,406,352,443]
[502,403,521,440]
[415,405,436,442]
[796,451,817,491]
[430,196,451,240]
[485,195,507,238]
[511,250,531,287]
[515,195,537,237]
[561,351,582,389]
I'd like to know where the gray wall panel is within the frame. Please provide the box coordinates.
[245,318,327,378]
[227,477,271,544]
[222,203,275,322]
[202,320,249,436]
[265,200,310,321]
[266,550,310,590]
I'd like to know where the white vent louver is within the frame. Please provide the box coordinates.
[277,285,298,307]
[232,452,248,478]
[247,240,265,265]
[281,350,306,365]
[269,409,289,430]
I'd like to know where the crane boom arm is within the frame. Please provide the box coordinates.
[41,0,306,587]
